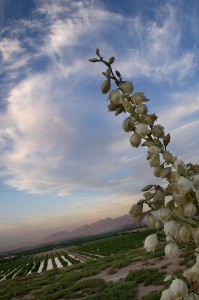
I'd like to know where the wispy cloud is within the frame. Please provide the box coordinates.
[117,4,198,82]
[0,0,198,198]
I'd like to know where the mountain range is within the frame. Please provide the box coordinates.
[39,214,138,244]
[1,214,144,254]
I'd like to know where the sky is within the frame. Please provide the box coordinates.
[0,0,199,250]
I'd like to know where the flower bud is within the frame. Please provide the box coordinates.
[105,67,111,77]
[174,160,187,175]
[172,192,186,205]
[134,212,146,223]
[137,103,148,115]
[177,177,195,194]
[165,241,179,258]
[147,146,161,159]
[164,274,174,282]
[129,204,143,218]
[121,81,134,95]
[146,213,157,229]
[109,90,123,105]
[164,220,179,236]
[154,165,164,177]
[184,203,197,217]
[149,155,160,167]
[135,123,149,138]
[162,151,174,164]
[179,225,192,242]
[142,113,158,126]
[141,184,153,192]
[168,171,180,183]
[130,92,149,105]
[160,288,174,300]
[123,100,134,113]
[169,278,188,299]
[122,117,135,132]
[163,133,170,147]
[101,79,111,94]
[89,58,99,62]
[129,132,141,148]
[184,263,199,283]
[143,191,154,201]
[190,263,199,282]
[153,191,165,209]
[109,56,115,64]
[152,125,165,138]
[144,233,158,253]
[183,268,194,283]
[158,207,171,223]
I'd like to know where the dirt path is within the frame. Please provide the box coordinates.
[78,255,185,299]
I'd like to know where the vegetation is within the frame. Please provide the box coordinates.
[0,228,171,299]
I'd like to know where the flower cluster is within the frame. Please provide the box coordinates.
[90,50,199,298]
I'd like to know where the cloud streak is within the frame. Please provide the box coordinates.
[0,0,198,215]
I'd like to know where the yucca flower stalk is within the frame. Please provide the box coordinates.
[90,49,199,297]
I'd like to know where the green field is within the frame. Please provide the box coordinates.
[0,229,178,300]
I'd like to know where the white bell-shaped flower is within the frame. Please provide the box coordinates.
[169,278,188,299]
[120,81,134,95]
[174,160,187,175]
[144,233,158,253]
[165,241,179,258]
[184,202,197,217]
[131,92,148,104]
[109,90,123,104]
[135,123,149,138]
[149,155,160,167]
[160,288,174,300]
[148,146,161,158]
[183,263,199,283]
[158,207,171,223]
[177,177,195,195]
[164,220,179,236]
[146,213,157,229]
[129,132,141,148]
[179,225,192,243]
[137,103,148,115]
[152,124,165,138]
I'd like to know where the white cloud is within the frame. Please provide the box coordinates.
[118,4,198,82]
[0,0,198,199]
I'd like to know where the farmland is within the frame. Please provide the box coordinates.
[0,229,189,300]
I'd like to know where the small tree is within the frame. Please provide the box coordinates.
[90,50,199,299]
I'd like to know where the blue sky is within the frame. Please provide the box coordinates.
[0,0,199,249]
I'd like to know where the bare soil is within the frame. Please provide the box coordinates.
[78,254,185,299]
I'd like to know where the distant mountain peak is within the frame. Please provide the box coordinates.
[40,214,135,244]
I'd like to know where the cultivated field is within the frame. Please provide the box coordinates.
[0,229,192,300]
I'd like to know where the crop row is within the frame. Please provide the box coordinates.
[0,251,81,282]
